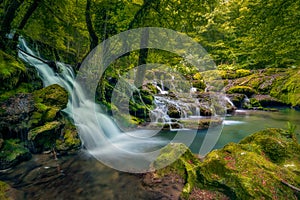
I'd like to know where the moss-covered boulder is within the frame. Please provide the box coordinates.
[252,94,286,107]
[152,143,201,199]
[0,93,35,136]
[0,181,10,200]
[0,181,23,200]
[0,50,42,103]
[0,139,31,170]
[227,86,256,97]
[270,69,300,107]
[28,121,62,153]
[152,128,300,199]
[31,84,68,125]
[55,120,81,152]
[0,51,26,92]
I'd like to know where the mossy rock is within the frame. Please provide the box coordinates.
[33,84,68,110]
[192,80,206,91]
[227,86,256,97]
[153,128,300,199]
[0,50,26,92]
[31,84,68,124]
[270,69,300,107]
[28,121,62,153]
[252,95,285,107]
[0,139,31,170]
[240,128,300,164]
[56,120,81,152]
[152,143,201,199]
[0,181,10,200]
[167,105,181,118]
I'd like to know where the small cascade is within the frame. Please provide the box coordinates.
[153,81,168,94]
[225,96,235,107]
[195,107,200,116]
[242,95,250,108]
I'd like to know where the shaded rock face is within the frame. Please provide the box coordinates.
[0,139,31,170]
[0,84,81,169]
[222,68,300,108]
[0,93,34,139]
[152,128,300,199]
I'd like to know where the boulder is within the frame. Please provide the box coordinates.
[28,121,62,153]
[152,128,300,199]
[0,139,31,170]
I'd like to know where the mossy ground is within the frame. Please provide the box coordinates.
[0,139,31,169]
[0,181,10,200]
[153,128,300,199]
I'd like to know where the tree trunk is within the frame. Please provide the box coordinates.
[134,28,149,88]
[85,0,98,51]
[0,0,24,50]
[13,0,41,42]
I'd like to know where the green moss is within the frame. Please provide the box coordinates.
[227,86,256,96]
[153,128,300,199]
[0,50,26,91]
[28,121,61,141]
[56,120,81,151]
[0,82,38,102]
[153,143,201,198]
[249,98,262,108]
[30,84,68,124]
[270,69,300,107]
[192,80,206,90]
[0,139,30,162]
[28,121,62,152]
[0,181,10,200]
[33,84,68,110]
[0,139,31,169]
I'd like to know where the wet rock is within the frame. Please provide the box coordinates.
[227,85,256,97]
[0,93,34,137]
[0,181,24,200]
[252,95,286,107]
[28,121,62,153]
[167,105,180,118]
[153,128,300,199]
[56,120,81,153]
[226,94,246,108]
[0,139,31,170]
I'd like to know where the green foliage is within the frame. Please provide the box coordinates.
[227,86,256,96]
[270,69,300,107]
[0,50,26,91]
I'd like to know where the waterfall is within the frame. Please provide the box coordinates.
[195,107,200,117]
[17,38,167,172]
[224,96,235,107]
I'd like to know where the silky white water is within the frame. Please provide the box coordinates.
[18,39,169,172]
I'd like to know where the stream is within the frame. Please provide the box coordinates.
[1,108,299,199]
[1,39,299,199]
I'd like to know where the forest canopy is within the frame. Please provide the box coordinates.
[0,0,299,69]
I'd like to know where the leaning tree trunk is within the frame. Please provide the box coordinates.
[13,0,41,43]
[85,0,98,51]
[134,28,149,88]
[0,0,24,50]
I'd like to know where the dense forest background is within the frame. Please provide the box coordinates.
[1,0,299,69]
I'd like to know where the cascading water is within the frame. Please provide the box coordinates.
[17,27,227,172]
[18,38,167,172]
